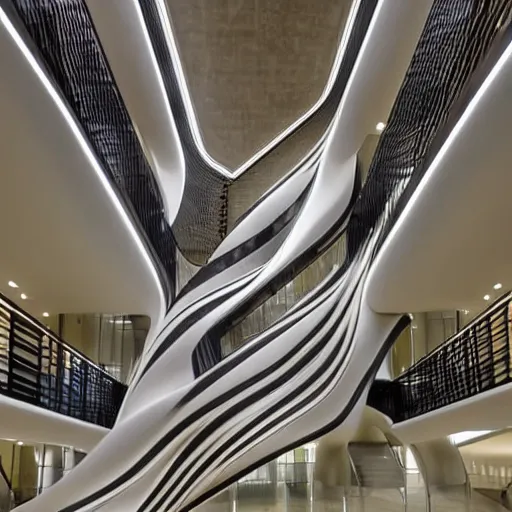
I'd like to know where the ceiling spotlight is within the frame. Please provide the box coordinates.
[376,122,386,132]
[494,283,503,290]
[8,281,18,288]
[16,441,24,446]
[463,309,470,315]
[20,293,27,300]
[42,312,50,318]
[483,295,490,301]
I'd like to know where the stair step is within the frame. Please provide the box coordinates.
[348,442,406,490]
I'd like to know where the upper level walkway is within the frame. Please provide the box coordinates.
[0,293,127,451]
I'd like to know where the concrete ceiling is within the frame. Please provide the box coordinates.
[167,0,352,170]
[0,16,163,320]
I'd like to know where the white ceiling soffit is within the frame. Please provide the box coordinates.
[0,8,164,319]
[367,41,512,314]
[158,0,357,177]
[85,0,185,226]
[392,383,512,445]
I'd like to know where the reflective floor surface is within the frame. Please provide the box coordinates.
[196,482,509,511]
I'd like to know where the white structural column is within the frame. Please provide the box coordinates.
[314,443,353,501]
[13,0,512,510]
[36,446,63,495]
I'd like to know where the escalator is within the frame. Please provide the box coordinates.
[2,0,512,509]
[348,442,405,491]
[348,442,407,511]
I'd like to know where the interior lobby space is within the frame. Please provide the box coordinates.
[2,0,512,510]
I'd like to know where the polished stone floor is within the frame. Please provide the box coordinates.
[196,484,508,511]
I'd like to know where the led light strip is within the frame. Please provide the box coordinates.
[153,0,230,177]
[0,6,166,319]
[130,0,186,225]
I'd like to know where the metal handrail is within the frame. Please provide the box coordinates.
[368,293,512,423]
[402,292,512,377]
[0,292,127,428]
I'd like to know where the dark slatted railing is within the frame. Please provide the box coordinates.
[0,294,127,429]
[368,293,512,423]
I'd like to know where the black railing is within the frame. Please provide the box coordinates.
[0,294,127,429]
[368,294,512,422]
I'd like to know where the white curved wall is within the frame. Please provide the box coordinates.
[7,1,437,509]
[322,0,433,170]
[0,8,164,319]
[367,40,512,314]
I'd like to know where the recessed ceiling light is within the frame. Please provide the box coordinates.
[463,309,470,315]
[483,295,490,301]
[376,122,386,132]
[494,283,503,290]
[42,312,49,318]
[8,281,18,288]
[16,441,24,446]
[20,293,27,300]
